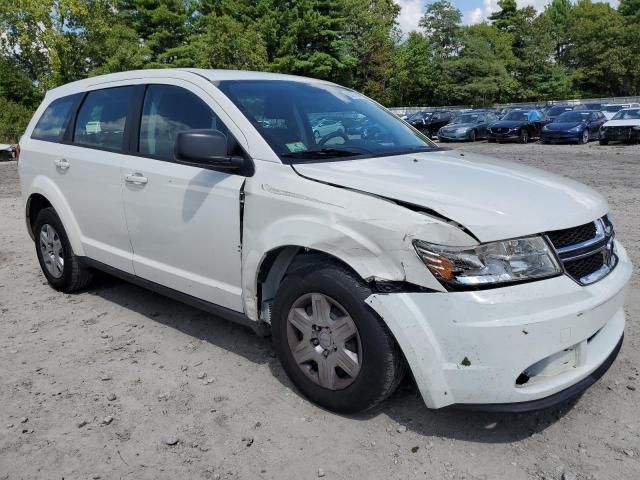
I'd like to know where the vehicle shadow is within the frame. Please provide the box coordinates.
[86,273,575,443]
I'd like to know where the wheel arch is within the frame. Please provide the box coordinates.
[252,245,368,321]
[25,176,85,255]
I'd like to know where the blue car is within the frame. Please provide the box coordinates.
[540,110,607,144]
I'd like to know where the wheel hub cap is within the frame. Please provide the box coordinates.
[39,223,64,279]
[286,293,362,390]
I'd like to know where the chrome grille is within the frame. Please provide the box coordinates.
[546,216,617,285]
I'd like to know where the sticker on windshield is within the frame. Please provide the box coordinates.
[286,141,307,153]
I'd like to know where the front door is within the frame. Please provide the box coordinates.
[120,82,246,311]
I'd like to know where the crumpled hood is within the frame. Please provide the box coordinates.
[603,119,640,127]
[292,149,608,243]
[490,120,526,129]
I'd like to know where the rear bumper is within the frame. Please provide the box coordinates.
[366,241,632,409]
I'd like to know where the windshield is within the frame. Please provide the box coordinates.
[452,113,481,124]
[556,111,591,122]
[612,109,640,120]
[603,105,625,113]
[548,106,573,116]
[217,80,436,162]
[502,111,528,121]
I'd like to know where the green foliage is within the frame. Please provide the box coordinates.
[0,0,639,141]
[0,97,33,143]
[419,1,462,56]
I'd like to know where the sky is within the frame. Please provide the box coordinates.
[395,0,619,32]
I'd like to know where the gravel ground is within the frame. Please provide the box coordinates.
[0,141,639,480]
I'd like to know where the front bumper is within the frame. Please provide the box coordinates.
[438,131,471,141]
[541,131,581,142]
[487,131,519,142]
[366,241,632,410]
[601,128,640,142]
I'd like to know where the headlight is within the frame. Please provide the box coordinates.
[456,128,469,134]
[413,237,561,289]
[570,125,582,132]
[542,125,549,131]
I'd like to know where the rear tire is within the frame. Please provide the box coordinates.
[34,207,92,292]
[271,262,406,413]
[519,129,529,144]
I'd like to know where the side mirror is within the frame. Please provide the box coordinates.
[175,129,244,171]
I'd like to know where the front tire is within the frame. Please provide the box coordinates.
[34,207,92,292]
[469,130,476,142]
[579,129,589,144]
[272,262,406,413]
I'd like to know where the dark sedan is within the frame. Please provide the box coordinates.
[437,111,498,142]
[407,110,454,137]
[487,109,547,143]
[540,110,606,144]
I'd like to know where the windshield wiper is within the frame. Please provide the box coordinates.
[281,147,370,160]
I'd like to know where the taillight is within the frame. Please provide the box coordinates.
[15,143,20,162]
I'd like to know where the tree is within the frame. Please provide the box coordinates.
[566,0,628,96]
[445,24,518,105]
[116,0,194,67]
[344,0,401,104]
[419,1,462,56]
[619,0,640,21]
[543,0,574,63]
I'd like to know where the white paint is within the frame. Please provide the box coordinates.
[18,68,633,409]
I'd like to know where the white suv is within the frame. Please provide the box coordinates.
[18,69,632,413]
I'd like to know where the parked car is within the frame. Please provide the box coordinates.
[585,102,603,111]
[437,110,498,142]
[312,118,345,141]
[601,103,640,120]
[407,110,453,137]
[545,104,587,123]
[1,143,16,161]
[18,69,631,414]
[541,110,607,144]
[487,109,548,143]
[599,108,640,145]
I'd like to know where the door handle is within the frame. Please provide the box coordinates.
[54,158,70,170]
[125,173,148,185]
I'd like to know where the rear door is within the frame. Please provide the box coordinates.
[33,86,135,273]
[120,81,246,311]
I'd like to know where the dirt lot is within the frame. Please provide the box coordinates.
[1,141,639,480]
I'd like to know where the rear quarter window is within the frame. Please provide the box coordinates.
[31,95,79,142]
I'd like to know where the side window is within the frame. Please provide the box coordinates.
[74,86,133,151]
[139,84,228,161]
[32,95,79,142]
